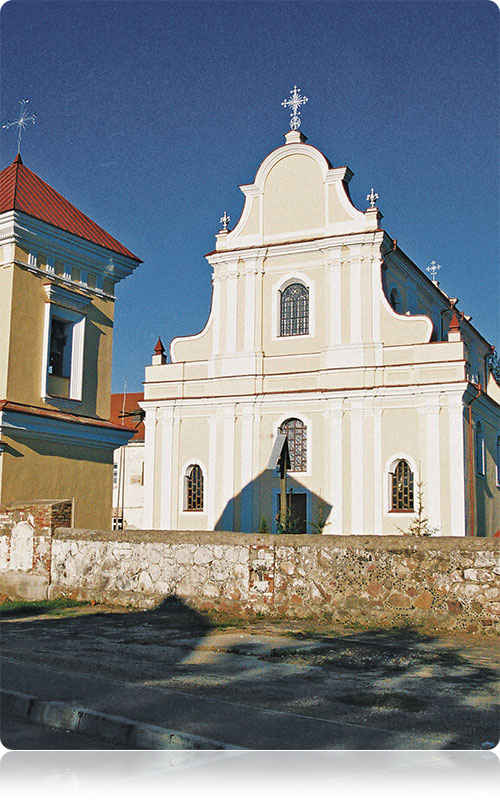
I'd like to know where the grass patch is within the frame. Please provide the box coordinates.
[0,598,90,619]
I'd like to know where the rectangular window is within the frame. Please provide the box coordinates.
[49,317,73,377]
[42,301,86,403]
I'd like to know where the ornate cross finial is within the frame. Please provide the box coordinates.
[426,260,441,281]
[219,211,230,231]
[281,85,308,130]
[2,99,37,155]
[366,188,379,208]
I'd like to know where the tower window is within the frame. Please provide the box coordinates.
[391,460,414,511]
[185,464,204,511]
[49,317,72,377]
[280,418,307,472]
[280,283,309,337]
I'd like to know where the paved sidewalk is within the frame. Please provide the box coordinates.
[1,599,499,749]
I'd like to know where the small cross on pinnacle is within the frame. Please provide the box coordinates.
[219,211,230,231]
[2,99,37,155]
[426,260,441,282]
[366,188,379,208]
[281,85,309,130]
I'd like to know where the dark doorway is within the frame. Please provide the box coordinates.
[278,491,307,533]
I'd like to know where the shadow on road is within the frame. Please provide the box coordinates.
[1,596,499,749]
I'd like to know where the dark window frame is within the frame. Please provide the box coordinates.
[280,283,309,337]
[390,460,414,511]
[280,418,307,473]
[185,464,204,511]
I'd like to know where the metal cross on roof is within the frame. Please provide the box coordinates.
[366,188,379,208]
[281,85,309,130]
[220,211,230,231]
[2,99,37,155]
[426,260,441,281]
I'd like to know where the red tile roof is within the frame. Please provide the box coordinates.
[0,399,131,432]
[109,392,145,441]
[0,154,141,262]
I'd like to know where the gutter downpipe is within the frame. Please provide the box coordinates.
[466,383,482,537]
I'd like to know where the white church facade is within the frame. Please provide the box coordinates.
[141,123,500,537]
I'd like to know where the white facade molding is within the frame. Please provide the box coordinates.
[43,282,91,312]
[424,400,442,530]
[159,407,175,528]
[1,210,138,284]
[141,406,158,528]
[239,406,255,532]
[349,402,365,533]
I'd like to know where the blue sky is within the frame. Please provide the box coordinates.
[1,0,498,393]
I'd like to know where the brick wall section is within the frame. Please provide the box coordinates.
[0,501,72,578]
[39,530,500,635]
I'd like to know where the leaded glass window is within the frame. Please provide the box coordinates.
[185,464,204,510]
[280,418,307,472]
[391,460,414,511]
[280,283,309,337]
[475,421,485,475]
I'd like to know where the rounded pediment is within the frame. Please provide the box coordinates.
[218,136,368,250]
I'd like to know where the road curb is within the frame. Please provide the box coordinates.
[1,688,244,750]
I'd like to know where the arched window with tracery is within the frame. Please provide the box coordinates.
[280,283,309,337]
[280,418,307,472]
[184,464,204,510]
[391,460,414,511]
[475,420,485,476]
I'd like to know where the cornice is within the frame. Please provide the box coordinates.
[0,210,138,281]
[206,230,384,264]
[10,259,115,301]
[0,409,134,449]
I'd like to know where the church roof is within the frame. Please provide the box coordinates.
[109,392,145,441]
[0,154,141,262]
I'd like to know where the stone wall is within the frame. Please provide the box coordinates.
[0,501,72,599]
[38,529,500,635]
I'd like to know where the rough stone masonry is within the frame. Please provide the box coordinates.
[1,512,499,635]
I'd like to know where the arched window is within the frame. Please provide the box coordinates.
[280,283,309,337]
[280,418,307,472]
[475,421,485,476]
[184,464,204,510]
[391,460,414,511]
[389,287,402,313]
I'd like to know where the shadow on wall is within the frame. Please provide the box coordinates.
[215,469,332,534]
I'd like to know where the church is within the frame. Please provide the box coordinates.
[141,91,500,537]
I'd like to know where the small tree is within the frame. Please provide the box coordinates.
[397,480,439,536]
[275,508,301,534]
[259,518,269,533]
[309,503,326,535]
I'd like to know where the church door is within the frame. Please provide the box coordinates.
[277,492,307,533]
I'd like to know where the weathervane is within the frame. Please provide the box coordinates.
[281,85,308,130]
[219,211,230,231]
[426,260,441,282]
[366,188,379,208]
[2,99,37,155]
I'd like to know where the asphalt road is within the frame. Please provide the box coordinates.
[1,713,126,750]
[1,600,499,750]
